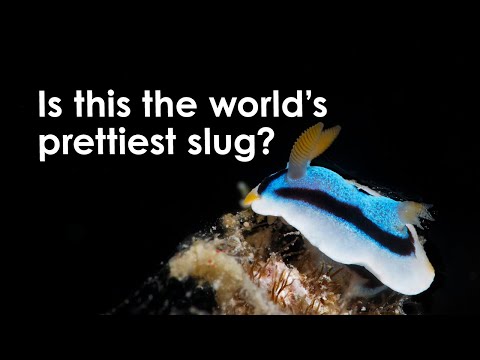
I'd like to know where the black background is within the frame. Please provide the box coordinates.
[20,33,478,315]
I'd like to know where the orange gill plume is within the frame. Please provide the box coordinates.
[287,122,341,180]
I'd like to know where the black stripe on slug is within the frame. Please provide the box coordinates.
[258,169,288,194]
[275,187,415,256]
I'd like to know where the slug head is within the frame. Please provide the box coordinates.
[244,122,341,210]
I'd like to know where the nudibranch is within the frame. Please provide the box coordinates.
[244,123,434,295]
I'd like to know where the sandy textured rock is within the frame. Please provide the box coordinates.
[111,209,412,315]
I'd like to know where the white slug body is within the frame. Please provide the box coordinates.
[245,123,435,295]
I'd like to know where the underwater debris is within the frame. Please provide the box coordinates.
[111,209,411,315]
